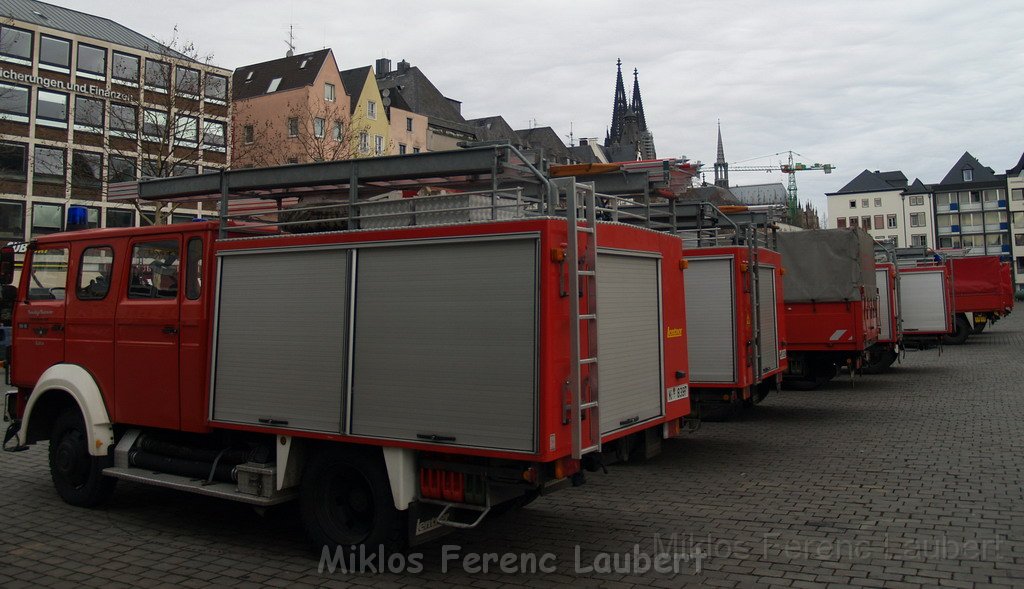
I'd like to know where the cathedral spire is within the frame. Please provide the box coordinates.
[714,120,729,188]
[605,59,628,147]
[631,68,647,132]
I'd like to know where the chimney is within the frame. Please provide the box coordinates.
[375,58,391,76]
[579,138,588,146]
[397,59,410,73]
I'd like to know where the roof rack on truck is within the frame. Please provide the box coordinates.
[4,143,693,550]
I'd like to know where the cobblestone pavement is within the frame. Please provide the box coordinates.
[2,314,1023,588]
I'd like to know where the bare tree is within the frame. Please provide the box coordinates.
[104,26,223,224]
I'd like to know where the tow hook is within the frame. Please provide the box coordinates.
[3,420,28,452]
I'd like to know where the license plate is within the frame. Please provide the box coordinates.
[667,384,689,402]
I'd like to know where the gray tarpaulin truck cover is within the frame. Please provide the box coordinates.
[777,228,877,303]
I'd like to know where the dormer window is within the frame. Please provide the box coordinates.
[962,168,973,182]
[267,77,282,93]
[299,59,308,69]
[245,71,254,82]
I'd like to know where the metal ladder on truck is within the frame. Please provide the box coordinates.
[560,179,601,460]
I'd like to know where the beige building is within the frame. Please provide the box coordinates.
[0,0,231,241]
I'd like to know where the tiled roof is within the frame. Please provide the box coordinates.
[830,169,904,195]
[376,63,467,128]
[903,178,931,195]
[232,49,331,101]
[938,152,1000,185]
[467,116,521,145]
[4,0,187,58]
[514,127,571,163]
[339,65,372,114]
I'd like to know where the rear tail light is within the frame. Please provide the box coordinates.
[419,467,488,505]
[553,457,580,480]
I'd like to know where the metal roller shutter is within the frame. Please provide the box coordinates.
[350,238,538,452]
[212,249,349,432]
[757,266,779,373]
[596,252,664,435]
[899,270,948,333]
[683,257,736,383]
[876,268,892,340]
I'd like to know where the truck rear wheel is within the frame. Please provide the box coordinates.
[299,447,406,553]
[48,408,116,507]
[942,315,972,345]
[861,345,898,374]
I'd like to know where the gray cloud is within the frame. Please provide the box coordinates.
[56,0,1024,217]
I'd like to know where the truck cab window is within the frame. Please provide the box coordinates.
[76,246,113,300]
[128,240,179,299]
[185,237,202,300]
[26,247,69,300]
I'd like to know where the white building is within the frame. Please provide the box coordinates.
[825,170,934,248]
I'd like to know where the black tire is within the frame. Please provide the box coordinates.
[861,345,898,375]
[299,447,406,553]
[942,315,972,345]
[48,408,116,507]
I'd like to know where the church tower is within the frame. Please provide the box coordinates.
[605,60,656,160]
[714,121,729,188]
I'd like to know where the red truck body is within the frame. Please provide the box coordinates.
[682,245,787,411]
[947,256,1014,317]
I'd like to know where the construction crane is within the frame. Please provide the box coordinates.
[727,151,835,223]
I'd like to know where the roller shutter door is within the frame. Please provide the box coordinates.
[684,257,736,383]
[596,252,663,435]
[350,238,538,452]
[876,268,893,340]
[899,270,948,333]
[757,266,779,373]
[212,249,349,432]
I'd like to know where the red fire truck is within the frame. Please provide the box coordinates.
[1,146,691,550]
[863,262,900,374]
[777,229,880,389]
[942,255,1015,343]
[895,261,954,341]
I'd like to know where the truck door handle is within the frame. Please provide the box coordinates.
[162,326,179,334]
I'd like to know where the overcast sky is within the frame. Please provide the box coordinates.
[54,0,1024,218]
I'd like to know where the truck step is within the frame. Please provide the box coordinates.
[103,467,297,506]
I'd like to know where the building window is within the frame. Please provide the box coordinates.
[0,25,33,63]
[39,35,71,70]
[984,211,1007,226]
[849,200,856,208]
[71,151,103,189]
[873,197,882,207]
[983,189,1002,203]
[911,234,927,247]
[861,198,869,207]
[141,159,161,178]
[31,203,64,237]
[145,60,171,90]
[861,216,872,230]
[109,103,138,135]
[175,67,201,96]
[1013,212,1024,227]
[359,132,369,153]
[909,195,924,206]
[73,95,105,131]
[910,213,925,227]
[36,89,68,125]
[374,135,384,154]
[243,125,254,144]
[406,117,413,132]
[287,157,299,164]
[332,121,342,141]
[986,233,1007,246]
[967,191,982,204]
[112,52,140,84]
[399,143,407,155]
[1012,188,1023,201]
[412,147,420,154]
[1016,234,1024,247]
[33,146,66,184]
[0,142,27,181]
[937,192,956,207]
[287,117,299,137]
[872,214,883,229]
[108,155,136,183]
[849,217,859,228]
[205,74,227,102]
[76,43,107,78]
[962,168,973,182]
[0,200,24,240]
[836,218,846,228]
[886,214,898,229]
[172,164,198,177]
[0,83,29,121]
[174,115,198,145]
[314,117,326,138]
[204,120,226,149]
[325,83,336,102]
[267,77,282,93]
[1018,257,1024,275]
[106,208,135,228]
[367,100,377,119]
[142,109,168,139]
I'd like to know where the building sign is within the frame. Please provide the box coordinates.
[0,68,134,102]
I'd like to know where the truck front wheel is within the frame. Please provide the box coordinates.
[299,447,406,553]
[48,408,116,507]
[942,315,972,345]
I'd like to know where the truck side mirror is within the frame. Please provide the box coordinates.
[0,246,14,285]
